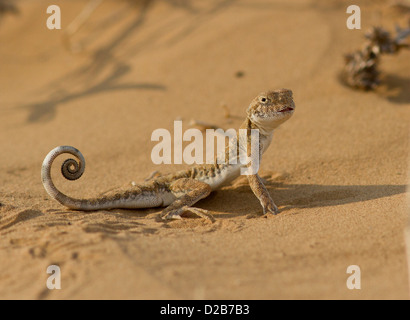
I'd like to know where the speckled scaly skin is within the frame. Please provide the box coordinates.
[41,89,295,221]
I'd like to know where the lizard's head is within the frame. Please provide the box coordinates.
[247,89,295,134]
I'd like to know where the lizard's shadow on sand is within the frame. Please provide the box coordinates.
[199,181,407,218]
[43,181,406,229]
[99,180,407,221]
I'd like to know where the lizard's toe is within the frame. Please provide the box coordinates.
[160,206,215,222]
[160,208,183,220]
[165,213,183,220]
[262,202,279,215]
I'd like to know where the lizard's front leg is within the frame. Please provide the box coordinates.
[247,174,279,215]
[161,178,215,222]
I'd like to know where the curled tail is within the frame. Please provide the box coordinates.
[41,146,93,210]
[41,146,167,211]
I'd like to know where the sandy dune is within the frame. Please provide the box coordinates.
[0,0,409,299]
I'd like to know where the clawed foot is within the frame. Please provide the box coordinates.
[144,170,162,182]
[160,206,215,223]
[262,200,279,216]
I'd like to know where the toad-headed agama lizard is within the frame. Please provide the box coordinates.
[42,89,295,221]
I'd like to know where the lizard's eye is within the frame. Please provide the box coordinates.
[259,97,268,103]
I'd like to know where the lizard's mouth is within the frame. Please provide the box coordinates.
[279,107,294,113]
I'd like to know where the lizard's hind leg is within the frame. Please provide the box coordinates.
[161,178,215,222]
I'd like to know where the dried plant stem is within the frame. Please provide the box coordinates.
[342,24,410,90]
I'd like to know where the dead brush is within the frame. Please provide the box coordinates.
[342,23,410,90]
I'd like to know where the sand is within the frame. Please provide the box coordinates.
[0,0,409,299]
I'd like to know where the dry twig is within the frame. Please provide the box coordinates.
[342,23,410,90]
